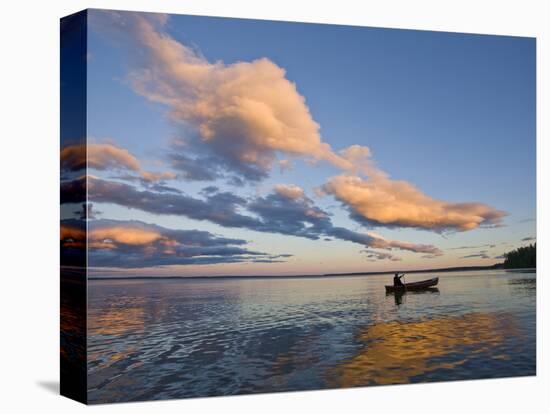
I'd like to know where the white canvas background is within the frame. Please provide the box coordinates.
[0,0,547,412]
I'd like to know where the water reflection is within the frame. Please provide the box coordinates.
[88,297,147,336]
[87,270,536,403]
[327,312,519,387]
[388,288,439,306]
[508,277,537,294]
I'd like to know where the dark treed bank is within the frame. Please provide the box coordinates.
[503,243,536,269]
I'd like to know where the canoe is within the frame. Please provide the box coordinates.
[385,277,439,293]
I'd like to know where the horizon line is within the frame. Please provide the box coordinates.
[82,264,538,281]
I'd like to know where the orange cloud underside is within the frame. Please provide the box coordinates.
[61,224,178,250]
[323,175,506,232]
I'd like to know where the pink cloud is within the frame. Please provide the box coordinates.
[322,174,506,232]
[61,142,175,183]
[92,11,366,181]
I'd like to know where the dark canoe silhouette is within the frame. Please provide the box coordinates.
[385,277,439,293]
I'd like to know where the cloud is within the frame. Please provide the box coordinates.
[269,254,294,259]
[63,176,441,256]
[61,142,140,172]
[90,10,365,182]
[91,225,164,246]
[448,244,496,250]
[324,227,442,255]
[61,218,288,268]
[60,176,87,204]
[274,184,305,200]
[240,183,442,255]
[169,146,221,182]
[60,222,86,249]
[460,252,491,259]
[140,170,176,182]
[85,176,261,229]
[247,186,333,240]
[61,142,175,183]
[147,183,182,194]
[321,174,506,232]
[362,249,402,262]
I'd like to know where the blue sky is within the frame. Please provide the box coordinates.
[64,10,536,276]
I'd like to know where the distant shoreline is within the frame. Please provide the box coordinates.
[86,264,537,281]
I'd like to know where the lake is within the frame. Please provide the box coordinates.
[87,269,536,403]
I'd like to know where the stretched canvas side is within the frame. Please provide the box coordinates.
[60,9,88,405]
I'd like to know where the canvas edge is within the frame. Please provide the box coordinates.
[60,8,88,405]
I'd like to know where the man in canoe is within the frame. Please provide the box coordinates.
[393,273,405,287]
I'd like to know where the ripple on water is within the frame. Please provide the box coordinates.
[87,271,536,403]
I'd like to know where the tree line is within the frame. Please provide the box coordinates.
[503,243,536,269]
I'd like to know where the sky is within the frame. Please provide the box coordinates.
[60,10,536,277]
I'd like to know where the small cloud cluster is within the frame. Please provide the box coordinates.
[61,218,290,268]
[362,249,402,262]
[62,176,442,257]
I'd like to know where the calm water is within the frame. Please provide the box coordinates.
[87,270,536,403]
